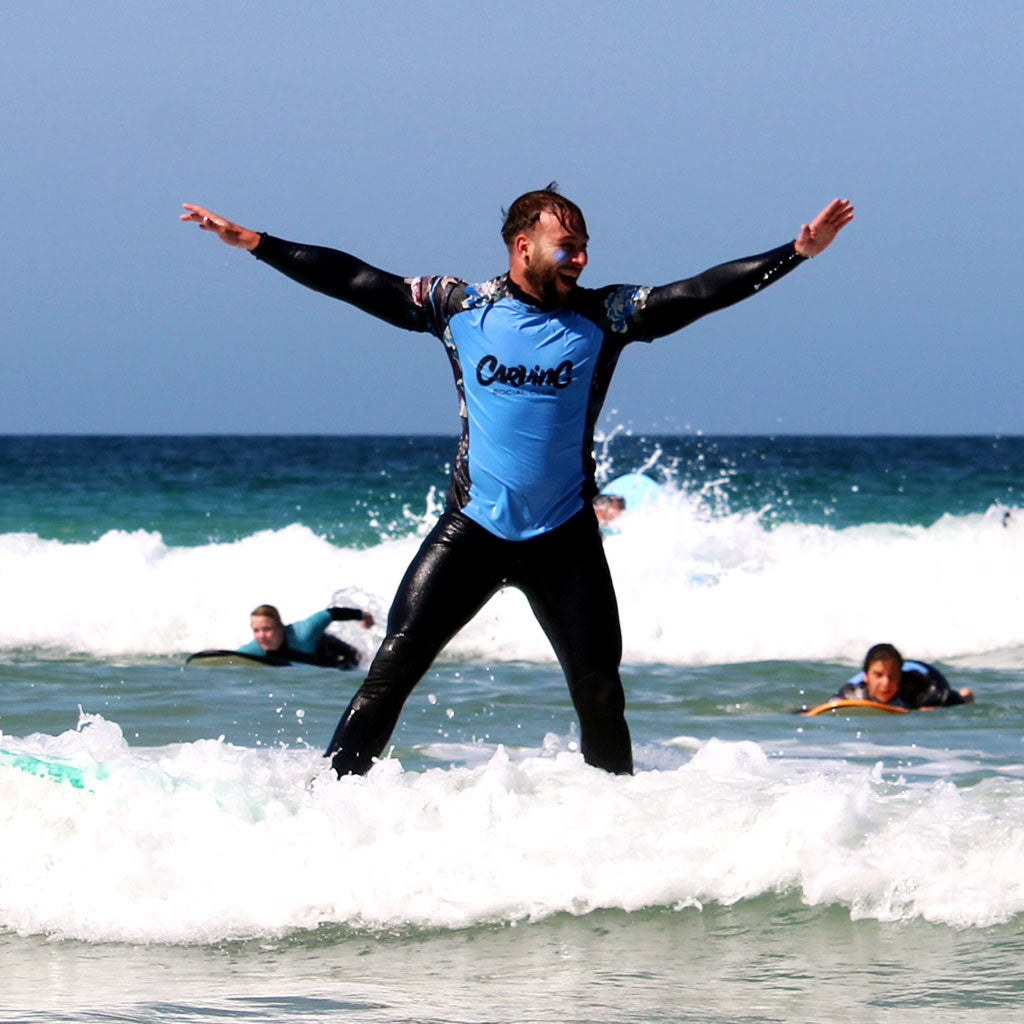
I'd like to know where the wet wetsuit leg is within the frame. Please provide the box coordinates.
[325,512,505,775]
[514,510,633,774]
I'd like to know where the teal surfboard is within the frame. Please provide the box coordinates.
[602,472,661,510]
[0,748,96,789]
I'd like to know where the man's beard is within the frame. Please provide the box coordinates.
[522,259,569,306]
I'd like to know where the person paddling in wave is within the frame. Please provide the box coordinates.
[182,185,852,777]
[237,604,375,670]
[832,643,974,709]
[592,493,626,526]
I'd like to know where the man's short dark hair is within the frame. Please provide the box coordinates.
[501,182,588,247]
[863,642,903,671]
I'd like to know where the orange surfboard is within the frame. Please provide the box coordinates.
[798,698,911,717]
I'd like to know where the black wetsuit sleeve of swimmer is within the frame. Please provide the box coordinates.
[634,242,807,340]
[902,665,966,707]
[329,607,366,622]
[251,234,426,332]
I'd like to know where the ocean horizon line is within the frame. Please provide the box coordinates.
[2,431,1022,440]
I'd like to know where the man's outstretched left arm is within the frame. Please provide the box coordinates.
[634,198,854,340]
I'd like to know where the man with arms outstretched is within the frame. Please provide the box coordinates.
[182,186,853,776]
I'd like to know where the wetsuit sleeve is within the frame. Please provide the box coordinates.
[631,242,807,341]
[252,234,433,333]
[329,607,366,622]
[905,662,966,707]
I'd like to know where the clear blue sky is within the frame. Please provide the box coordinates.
[2,1,1021,435]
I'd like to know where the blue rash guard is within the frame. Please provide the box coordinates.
[443,284,600,537]
[253,236,806,540]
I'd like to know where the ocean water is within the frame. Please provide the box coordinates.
[2,433,1024,1023]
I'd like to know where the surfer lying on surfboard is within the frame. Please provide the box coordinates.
[239,603,374,669]
[800,642,974,715]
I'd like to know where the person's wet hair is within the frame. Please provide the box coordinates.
[250,604,283,625]
[500,182,587,247]
[863,642,902,671]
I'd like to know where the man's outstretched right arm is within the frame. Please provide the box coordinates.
[180,203,422,331]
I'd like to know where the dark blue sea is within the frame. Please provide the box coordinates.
[2,434,1024,1023]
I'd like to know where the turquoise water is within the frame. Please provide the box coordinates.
[2,435,1024,1023]
[3,434,1021,543]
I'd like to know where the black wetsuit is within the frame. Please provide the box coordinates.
[834,660,967,709]
[252,231,808,775]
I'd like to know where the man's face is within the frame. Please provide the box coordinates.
[864,658,902,703]
[519,209,588,304]
[251,614,285,652]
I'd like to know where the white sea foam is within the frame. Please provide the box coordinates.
[1,714,1021,943]
[2,486,1022,666]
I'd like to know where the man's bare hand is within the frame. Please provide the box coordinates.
[794,198,854,258]
[180,204,261,251]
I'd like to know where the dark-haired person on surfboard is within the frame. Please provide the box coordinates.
[834,643,974,709]
[181,187,852,776]
[237,603,375,669]
[592,493,626,526]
